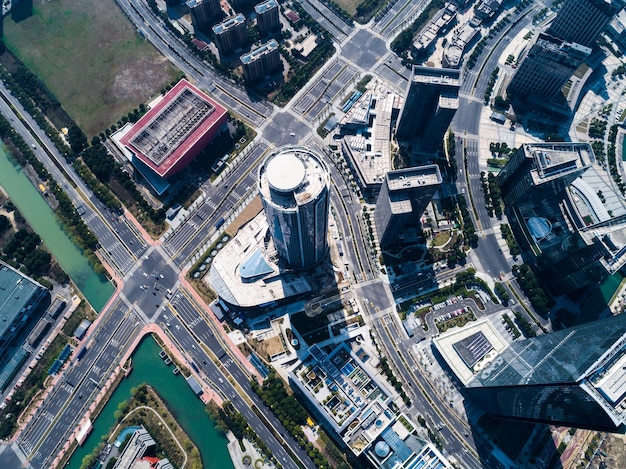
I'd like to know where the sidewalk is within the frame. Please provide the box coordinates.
[123,208,161,247]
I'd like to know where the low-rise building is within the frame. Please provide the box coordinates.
[289,343,451,467]
[113,426,174,469]
[119,79,228,193]
[118,79,228,194]
[0,261,50,364]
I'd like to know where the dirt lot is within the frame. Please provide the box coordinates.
[589,434,626,469]
[3,0,179,136]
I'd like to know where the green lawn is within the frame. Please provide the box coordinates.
[335,0,362,15]
[3,0,180,136]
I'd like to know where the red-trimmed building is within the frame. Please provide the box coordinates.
[120,79,228,180]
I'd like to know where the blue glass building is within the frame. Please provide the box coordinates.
[465,314,626,432]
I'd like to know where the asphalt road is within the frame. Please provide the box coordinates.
[18,302,143,468]
[161,292,316,469]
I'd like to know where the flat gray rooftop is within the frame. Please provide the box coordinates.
[387,165,442,191]
[0,263,44,338]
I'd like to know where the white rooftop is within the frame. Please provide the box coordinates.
[259,146,329,209]
[266,152,306,193]
[433,318,509,386]
[596,352,626,404]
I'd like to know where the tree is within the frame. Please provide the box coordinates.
[494,95,509,110]
[0,215,10,235]
[67,125,88,155]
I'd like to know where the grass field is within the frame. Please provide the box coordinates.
[335,0,362,15]
[3,0,180,136]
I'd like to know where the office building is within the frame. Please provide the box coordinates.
[0,261,50,363]
[496,142,626,294]
[606,9,626,52]
[546,0,625,49]
[395,66,459,156]
[119,79,228,192]
[436,314,626,432]
[258,146,330,269]
[240,39,281,82]
[507,34,591,102]
[289,343,452,467]
[213,14,247,54]
[497,143,594,206]
[255,0,280,35]
[375,165,442,248]
[187,0,222,30]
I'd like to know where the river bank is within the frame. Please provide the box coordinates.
[0,147,114,311]
[60,327,231,469]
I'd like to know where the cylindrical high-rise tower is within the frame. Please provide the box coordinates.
[258,146,330,269]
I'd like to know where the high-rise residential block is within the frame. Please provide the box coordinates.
[213,14,247,54]
[255,0,280,36]
[187,0,222,29]
[240,39,281,82]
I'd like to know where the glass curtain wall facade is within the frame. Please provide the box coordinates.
[465,314,626,432]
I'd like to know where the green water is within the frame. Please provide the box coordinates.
[66,336,234,469]
[599,271,624,303]
[0,148,114,311]
[579,271,625,323]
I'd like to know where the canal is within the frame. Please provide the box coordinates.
[0,147,114,311]
[66,336,233,469]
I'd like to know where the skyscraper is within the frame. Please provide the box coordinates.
[463,314,626,432]
[496,142,595,206]
[395,66,459,156]
[187,0,222,29]
[375,165,442,248]
[507,33,591,102]
[213,14,247,54]
[240,39,281,82]
[255,0,280,36]
[258,146,330,269]
[546,0,625,49]
[495,142,626,294]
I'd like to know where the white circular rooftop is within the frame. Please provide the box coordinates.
[266,152,306,193]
